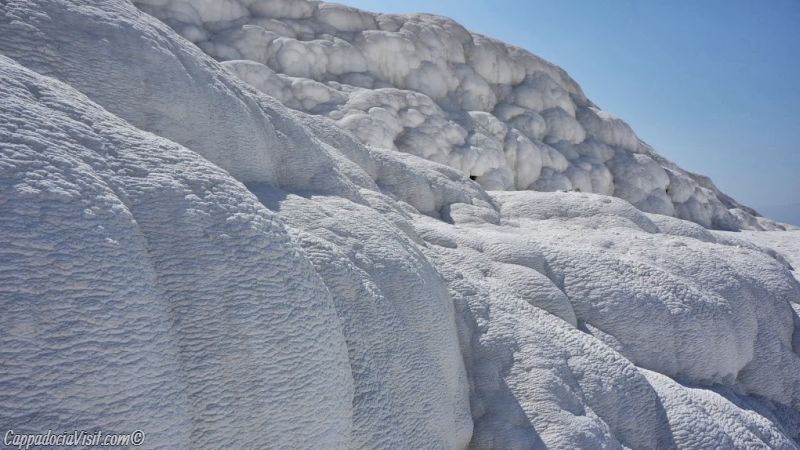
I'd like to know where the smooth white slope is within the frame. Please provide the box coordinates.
[133,0,787,231]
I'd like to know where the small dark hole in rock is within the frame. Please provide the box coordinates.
[469,175,477,181]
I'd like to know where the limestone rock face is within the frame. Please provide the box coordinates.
[133,0,787,231]
[1,1,799,449]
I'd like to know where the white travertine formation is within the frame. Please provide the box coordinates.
[133,0,787,231]
[1,0,799,449]
[0,54,354,449]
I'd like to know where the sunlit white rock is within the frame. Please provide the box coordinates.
[1,1,799,449]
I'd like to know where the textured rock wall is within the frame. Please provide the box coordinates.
[134,0,787,231]
[1,1,799,448]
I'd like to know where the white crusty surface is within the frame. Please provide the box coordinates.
[643,369,800,449]
[1,0,799,449]
[132,0,791,231]
[248,188,474,449]
[726,230,800,282]
[416,190,800,448]
[0,55,354,449]
[0,1,471,447]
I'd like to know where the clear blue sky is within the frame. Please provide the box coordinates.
[342,0,800,224]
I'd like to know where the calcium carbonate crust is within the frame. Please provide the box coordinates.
[1,1,799,449]
[133,0,790,231]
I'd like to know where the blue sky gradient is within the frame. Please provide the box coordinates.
[342,0,800,224]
